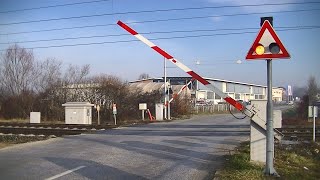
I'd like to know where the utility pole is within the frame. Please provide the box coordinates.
[164,57,167,119]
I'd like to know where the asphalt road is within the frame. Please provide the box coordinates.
[0,114,250,180]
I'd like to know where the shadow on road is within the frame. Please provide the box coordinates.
[75,136,222,170]
[96,129,249,137]
[162,139,207,147]
[60,120,250,179]
[146,124,250,129]
[44,157,148,180]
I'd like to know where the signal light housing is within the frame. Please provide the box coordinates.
[254,42,281,56]
[255,44,265,55]
[269,43,280,54]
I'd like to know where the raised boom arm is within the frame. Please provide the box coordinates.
[165,78,195,107]
[117,20,254,118]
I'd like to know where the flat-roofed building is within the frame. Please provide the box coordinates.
[130,77,268,104]
[272,87,285,102]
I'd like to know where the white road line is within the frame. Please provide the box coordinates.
[45,166,86,180]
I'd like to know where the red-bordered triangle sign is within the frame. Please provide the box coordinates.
[246,20,290,60]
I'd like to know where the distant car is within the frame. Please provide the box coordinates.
[237,100,249,106]
[288,101,294,105]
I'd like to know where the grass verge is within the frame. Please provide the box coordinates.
[0,135,52,149]
[215,141,320,180]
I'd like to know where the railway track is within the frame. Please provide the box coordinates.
[0,123,118,137]
[276,127,320,141]
[1,122,318,140]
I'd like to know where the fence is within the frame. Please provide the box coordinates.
[193,104,236,114]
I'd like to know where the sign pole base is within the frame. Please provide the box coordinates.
[264,167,279,177]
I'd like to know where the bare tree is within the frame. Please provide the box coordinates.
[307,76,318,105]
[33,58,62,93]
[63,64,90,84]
[0,44,35,96]
[62,64,90,101]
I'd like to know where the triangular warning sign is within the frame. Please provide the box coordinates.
[246,20,290,60]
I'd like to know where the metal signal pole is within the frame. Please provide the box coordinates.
[263,17,278,176]
[265,59,277,175]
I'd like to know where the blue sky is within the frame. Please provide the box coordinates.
[0,0,319,89]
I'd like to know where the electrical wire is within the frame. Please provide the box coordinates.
[0,8,319,35]
[0,27,319,51]
[1,1,319,14]
[0,4,319,26]
[127,9,320,24]
[1,25,318,45]
[0,24,114,35]
[0,0,111,14]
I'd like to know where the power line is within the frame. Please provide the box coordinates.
[1,25,319,45]
[2,1,318,14]
[131,9,320,24]
[0,24,114,35]
[1,8,319,35]
[1,27,318,51]
[0,0,110,14]
[0,2,319,26]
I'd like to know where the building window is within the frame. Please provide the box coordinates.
[215,94,221,100]
[207,91,214,99]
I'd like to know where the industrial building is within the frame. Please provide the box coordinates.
[129,77,285,104]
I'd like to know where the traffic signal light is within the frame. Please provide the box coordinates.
[246,18,290,60]
[268,42,280,54]
[255,44,264,55]
[254,42,280,55]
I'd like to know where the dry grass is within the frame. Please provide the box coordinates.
[215,141,320,180]
[0,118,29,123]
[0,135,52,149]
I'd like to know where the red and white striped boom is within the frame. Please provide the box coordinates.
[117,20,253,115]
[165,78,195,107]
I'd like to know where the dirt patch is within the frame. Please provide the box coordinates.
[0,142,14,149]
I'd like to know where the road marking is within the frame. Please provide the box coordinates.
[45,166,86,180]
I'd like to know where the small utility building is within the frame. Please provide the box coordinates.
[62,102,94,124]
